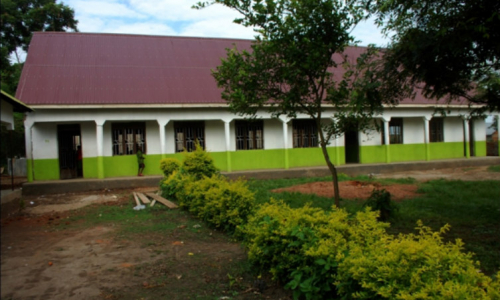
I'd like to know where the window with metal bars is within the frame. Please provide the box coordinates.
[293,119,318,148]
[112,122,146,155]
[429,118,444,142]
[235,120,264,150]
[389,118,403,144]
[174,121,205,152]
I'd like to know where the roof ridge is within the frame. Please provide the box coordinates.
[32,31,255,42]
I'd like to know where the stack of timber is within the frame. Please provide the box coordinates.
[132,191,178,209]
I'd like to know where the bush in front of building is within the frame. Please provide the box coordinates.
[241,200,388,300]
[160,147,254,234]
[159,158,181,176]
[336,221,500,300]
[181,143,219,180]
[159,149,499,299]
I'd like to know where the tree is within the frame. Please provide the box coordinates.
[194,0,399,207]
[0,0,78,92]
[363,0,500,113]
[0,0,78,164]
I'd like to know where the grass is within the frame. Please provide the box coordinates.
[488,164,500,172]
[248,175,500,275]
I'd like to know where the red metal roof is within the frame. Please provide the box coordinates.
[16,32,456,106]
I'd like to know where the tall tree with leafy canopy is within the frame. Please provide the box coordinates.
[0,0,78,93]
[194,0,401,207]
[0,0,77,166]
[362,0,500,113]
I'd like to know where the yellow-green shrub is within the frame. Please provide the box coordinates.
[159,158,181,176]
[181,143,219,180]
[336,221,499,300]
[187,175,255,233]
[242,200,388,300]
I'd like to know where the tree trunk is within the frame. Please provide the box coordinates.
[319,143,341,208]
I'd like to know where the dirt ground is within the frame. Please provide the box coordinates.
[1,188,288,300]
[273,165,500,200]
[1,165,499,299]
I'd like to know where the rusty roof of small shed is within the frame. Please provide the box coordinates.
[16,32,455,107]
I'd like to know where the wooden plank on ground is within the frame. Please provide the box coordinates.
[145,193,178,209]
[136,192,151,204]
[132,192,141,206]
[150,200,156,207]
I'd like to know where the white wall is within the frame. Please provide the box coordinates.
[31,123,58,159]
[472,118,486,142]
[81,122,97,158]
[25,107,487,160]
[146,121,161,154]
[206,120,226,152]
[403,118,425,144]
[264,119,284,149]
[444,117,464,143]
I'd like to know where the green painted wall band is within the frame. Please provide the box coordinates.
[28,141,486,180]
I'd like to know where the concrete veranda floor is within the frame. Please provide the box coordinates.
[18,156,500,196]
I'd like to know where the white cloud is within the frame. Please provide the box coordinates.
[351,18,391,47]
[62,0,389,46]
[180,17,257,39]
[107,22,176,36]
[68,0,147,19]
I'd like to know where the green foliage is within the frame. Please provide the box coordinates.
[1,0,78,92]
[181,143,219,180]
[159,158,181,177]
[363,188,398,222]
[242,200,388,299]
[363,0,500,112]
[195,0,398,207]
[336,221,500,300]
[160,148,253,234]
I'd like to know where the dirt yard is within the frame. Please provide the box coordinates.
[1,165,499,299]
[273,165,500,200]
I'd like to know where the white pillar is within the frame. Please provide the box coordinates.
[423,116,431,161]
[280,117,290,169]
[463,117,470,158]
[383,118,390,146]
[383,117,391,163]
[223,120,232,172]
[158,119,169,158]
[24,120,35,182]
[96,120,105,178]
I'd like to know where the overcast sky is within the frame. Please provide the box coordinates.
[62,0,390,46]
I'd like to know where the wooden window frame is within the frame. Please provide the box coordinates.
[389,118,403,144]
[293,119,318,148]
[174,121,205,152]
[235,120,264,150]
[112,122,146,155]
[429,118,444,143]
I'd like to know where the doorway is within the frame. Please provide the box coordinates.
[57,124,82,179]
[344,130,359,163]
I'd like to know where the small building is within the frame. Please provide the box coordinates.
[16,32,496,181]
[1,90,32,130]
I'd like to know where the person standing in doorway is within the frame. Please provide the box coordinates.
[137,149,145,176]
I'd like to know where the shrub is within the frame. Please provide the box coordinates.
[242,201,388,300]
[363,188,398,222]
[181,143,219,180]
[187,175,255,233]
[336,221,499,300]
[159,158,181,177]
